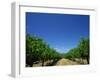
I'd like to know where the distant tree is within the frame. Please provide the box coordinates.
[65,48,80,60]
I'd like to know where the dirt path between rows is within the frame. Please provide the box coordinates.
[32,58,80,67]
[55,58,79,66]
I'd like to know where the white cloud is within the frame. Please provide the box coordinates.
[54,47,70,53]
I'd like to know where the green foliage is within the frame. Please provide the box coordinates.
[78,38,89,63]
[65,48,80,59]
[65,38,89,64]
[26,34,89,66]
[26,34,61,66]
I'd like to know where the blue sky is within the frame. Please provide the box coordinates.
[26,12,89,53]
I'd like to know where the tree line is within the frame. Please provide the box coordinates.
[65,38,89,64]
[26,34,61,67]
[26,34,89,67]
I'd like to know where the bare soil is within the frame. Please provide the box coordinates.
[55,58,79,66]
[32,58,87,67]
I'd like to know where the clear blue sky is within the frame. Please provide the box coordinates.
[26,12,89,53]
